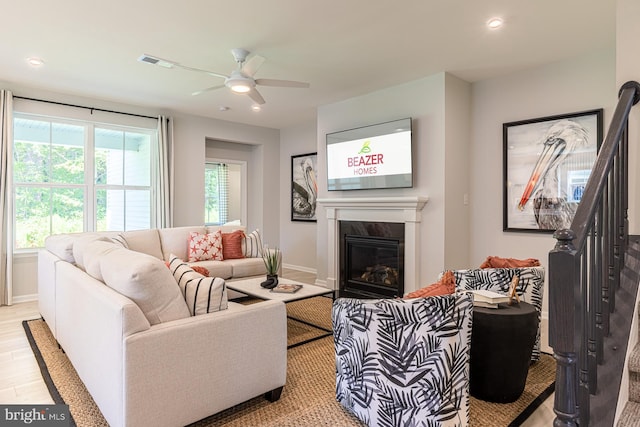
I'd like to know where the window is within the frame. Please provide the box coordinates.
[204,162,228,225]
[13,114,156,249]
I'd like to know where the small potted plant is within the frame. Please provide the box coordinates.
[261,245,281,289]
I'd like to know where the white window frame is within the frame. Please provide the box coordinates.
[12,111,158,252]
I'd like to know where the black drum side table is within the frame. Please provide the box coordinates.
[469,301,539,403]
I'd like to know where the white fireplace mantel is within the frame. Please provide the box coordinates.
[317,196,429,294]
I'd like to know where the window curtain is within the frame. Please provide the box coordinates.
[0,90,13,306]
[156,116,174,228]
[219,163,228,224]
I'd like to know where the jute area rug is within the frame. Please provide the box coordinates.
[23,296,555,426]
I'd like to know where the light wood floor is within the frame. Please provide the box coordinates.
[0,268,555,425]
[0,300,53,404]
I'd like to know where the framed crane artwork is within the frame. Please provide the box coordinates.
[503,109,603,232]
[291,152,318,222]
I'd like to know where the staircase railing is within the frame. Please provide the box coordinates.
[550,81,640,426]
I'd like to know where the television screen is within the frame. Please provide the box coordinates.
[326,118,412,191]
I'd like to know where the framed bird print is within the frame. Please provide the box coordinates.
[503,109,603,232]
[291,152,318,222]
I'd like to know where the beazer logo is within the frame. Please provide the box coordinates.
[358,140,371,154]
[347,140,383,175]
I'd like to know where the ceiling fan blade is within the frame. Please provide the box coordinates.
[174,63,229,79]
[255,78,310,88]
[139,54,229,79]
[191,84,225,96]
[247,88,266,105]
[242,55,266,77]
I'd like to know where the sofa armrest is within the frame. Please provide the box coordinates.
[53,261,150,427]
[122,300,287,427]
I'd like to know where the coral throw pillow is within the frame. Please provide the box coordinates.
[480,256,541,269]
[222,230,245,260]
[405,270,456,299]
[188,230,223,262]
[190,265,209,276]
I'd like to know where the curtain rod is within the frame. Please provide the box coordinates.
[14,96,159,120]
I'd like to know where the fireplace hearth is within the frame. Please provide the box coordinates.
[340,221,404,299]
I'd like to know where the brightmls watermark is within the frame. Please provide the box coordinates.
[0,405,70,426]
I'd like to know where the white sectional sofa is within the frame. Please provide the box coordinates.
[38,225,287,427]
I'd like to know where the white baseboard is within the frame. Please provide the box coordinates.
[11,293,38,304]
[282,263,317,275]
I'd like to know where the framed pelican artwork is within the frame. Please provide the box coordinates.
[503,109,603,232]
[291,152,318,222]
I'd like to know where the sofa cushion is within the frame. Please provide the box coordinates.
[72,234,116,271]
[120,229,163,260]
[222,230,245,260]
[158,226,207,261]
[189,260,233,279]
[243,229,263,258]
[168,255,228,315]
[224,258,267,278]
[81,239,122,282]
[188,230,223,262]
[45,233,81,264]
[99,248,190,325]
[111,233,129,249]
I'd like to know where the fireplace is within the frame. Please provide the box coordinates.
[340,221,404,299]
[318,196,428,296]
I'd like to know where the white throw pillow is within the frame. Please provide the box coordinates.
[99,248,190,325]
[243,229,263,258]
[168,254,228,316]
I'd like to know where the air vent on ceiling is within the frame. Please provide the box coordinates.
[137,54,173,68]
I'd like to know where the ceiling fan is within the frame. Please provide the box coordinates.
[137,48,310,105]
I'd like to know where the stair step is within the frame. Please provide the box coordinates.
[618,401,640,426]
[630,343,640,403]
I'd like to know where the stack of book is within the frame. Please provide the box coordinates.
[467,289,510,309]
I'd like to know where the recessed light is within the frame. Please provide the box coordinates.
[27,57,44,67]
[251,104,261,112]
[218,106,230,112]
[487,17,503,29]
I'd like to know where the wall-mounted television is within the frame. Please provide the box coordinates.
[326,117,413,191]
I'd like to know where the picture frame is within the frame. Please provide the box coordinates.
[291,152,318,222]
[503,109,603,232]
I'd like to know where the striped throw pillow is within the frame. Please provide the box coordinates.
[168,254,228,316]
[243,229,263,258]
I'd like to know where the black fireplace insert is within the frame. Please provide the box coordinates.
[339,221,404,299]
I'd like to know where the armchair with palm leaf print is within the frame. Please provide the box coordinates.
[333,293,474,427]
[445,267,544,362]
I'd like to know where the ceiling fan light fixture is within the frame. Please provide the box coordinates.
[27,57,44,67]
[229,82,252,93]
[487,17,504,29]
[226,70,255,93]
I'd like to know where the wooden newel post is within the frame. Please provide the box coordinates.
[550,228,580,427]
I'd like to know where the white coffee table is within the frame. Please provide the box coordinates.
[226,276,334,348]
[226,276,334,303]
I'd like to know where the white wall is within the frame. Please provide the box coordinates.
[279,120,318,272]
[171,113,281,244]
[469,47,616,319]
[615,0,640,419]
[444,74,471,269]
[315,72,471,288]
